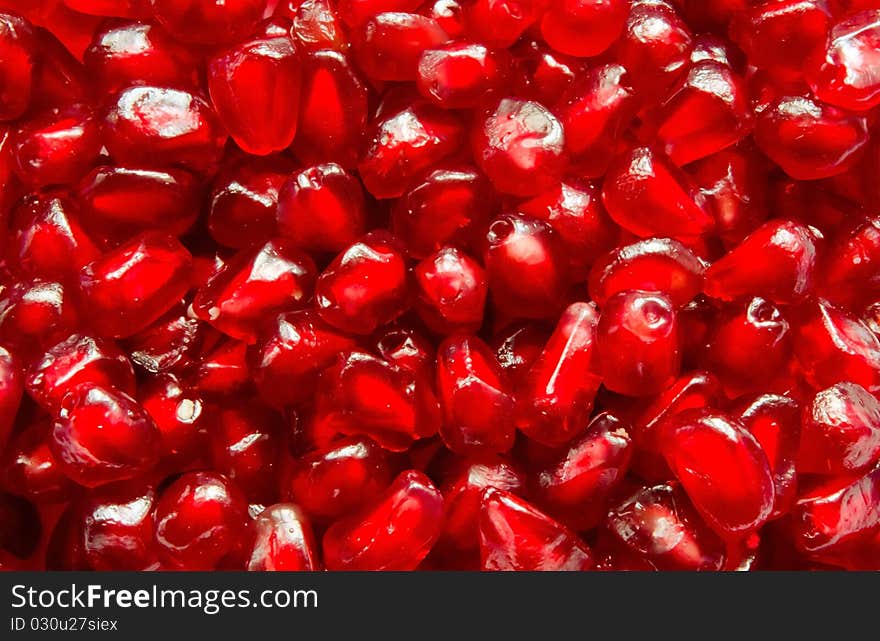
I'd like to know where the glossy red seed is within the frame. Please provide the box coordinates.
[414,247,487,335]
[248,503,320,571]
[704,219,818,304]
[706,298,793,390]
[193,238,316,343]
[755,96,869,180]
[83,21,198,95]
[374,324,436,379]
[597,290,681,397]
[605,482,725,570]
[353,13,448,82]
[484,214,569,319]
[602,146,714,238]
[26,334,136,412]
[79,165,201,243]
[440,458,524,552]
[617,0,694,102]
[359,100,464,199]
[479,488,594,571]
[252,309,357,407]
[436,335,514,455]
[209,402,283,504]
[289,0,348,51]
[652,59,751,166]
[293,50,369,169]
[540,0,627,58]
[151,0,267,45]
[0,279,79,360]
[323,469,443,570]
[315,231,410,335]
[78,233,192,339]
[817,216,880,310]
[534,412,633,531]
[103,86,227,173]
[276,163,367,253]
[286,436,392,520]
[660,409,775,535]
[589,238,705,308]
[81,481,158,571]
[0,345,21,448]
[391,166,496,259]
[12,104,102,188]
[50,384,161,488]
[416,42,510,109]
[194,337,251,395]
[461,0,544,48]
[794,299,880,393]
[517,302,601,446]
[730,0,831,80]
[792,463,880,556]
[1,419,74,503]
[64,0,150,18]
[808,10,880,111]
[125,304,201,374]
[0,13,35,121]
[314,351,440,450]
[555,63,636,178]
[10,191,99,281]
[472,98,566,197]
[800,382,880,475]
[208,21,302,156]
[337,0,423,27]
[138,373,203,462]
[153,471,249,570]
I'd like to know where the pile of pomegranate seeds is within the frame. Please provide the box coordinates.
[1,0,880,573]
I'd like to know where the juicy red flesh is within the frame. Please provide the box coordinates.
[1,0,879,572]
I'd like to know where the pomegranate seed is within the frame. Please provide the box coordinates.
[374,324,436,379]
[103,86,227,173]
[0,279,79,360]
[11,104,102,188]
[555,63,636,178]
[78,233,193,339]
[194,337,251,395]
[247,503,320,571]
[208,21,302,156]
[479,488,594,571]
[124,303,201,374]
[517,302,601,446]
[704,219,818,304]
[484,214,569,319]
[289,0,348,51]
[64,0,150,18]
[439,458,524,552]
[660,409,775,535]
[138,372,203,462]
[153,471,250,570]
[10,191,99,282]
[81,481,158,570]
[315,231,410,335]
[193,238,316,343]
[472,98,566,197]
[353,13,448,82]
[417,42,510,109]
[436,335,515,455]
[597,290,681,397]
[605,482,725,570]
[323,469,443,570]
[78,165,201,243]
[1,418,74,503]
[151,0,267,45]
[26,334,136,412]
[314,351,440,451]
[50,384,161,488]
[589,238,705,308]
[359,99,463,199]
[602,146,714,238]
[800,382,880,475]
[391,166,496,259]
[294,50,369,170]
[737,394,801,519]
[541,0,627,58]
[0,13,36,122]
[754,96,869,180]
[462,0,544,48]
[276,163,367,253]
[286,436,392,520]
[83,21,198,95]
[817,215,880,310]
[414,246,487,335]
